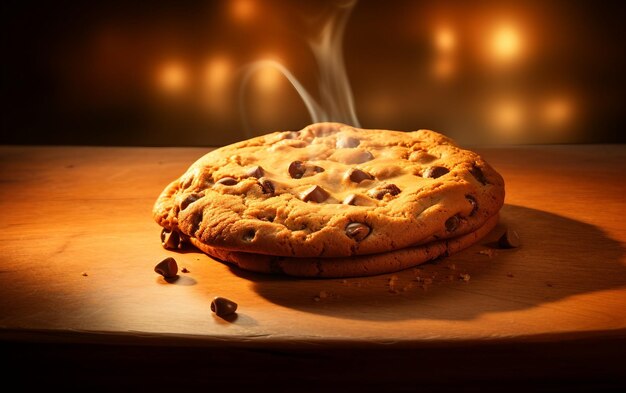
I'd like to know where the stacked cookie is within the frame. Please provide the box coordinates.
[153,123,505,277]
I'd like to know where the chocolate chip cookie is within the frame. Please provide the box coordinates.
[153,122,505,260]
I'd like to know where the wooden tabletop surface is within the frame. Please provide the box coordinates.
[1,144,625,389]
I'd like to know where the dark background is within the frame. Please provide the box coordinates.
[2,0,625,147]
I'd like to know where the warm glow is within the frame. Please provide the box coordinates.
[254,66,283,92]
[158,62,187,93]
[491,24,521,62]
[543,98,572,127]
[435,27,456,53]
[433,57,454,79]
[231,0,256,22]
[491,100,524,136]
[204,57,232,90]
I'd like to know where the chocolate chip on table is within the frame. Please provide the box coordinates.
[345,222,371,241]
[347,168,374,183]
[161,228,181,250]
[300,185,330,203]
[154,257,178,278]
[211,296,238,317]
[466,195,478,216]
[258,178,275,195]
[246,165,264,178]
[336,135,360,148]
[216,177,238,186]
[498,229,520,248]
[342,194,357,205]
[368,184,401,200]
[422,166,449,179]
[445,215,460,232]
[288,161,305,179]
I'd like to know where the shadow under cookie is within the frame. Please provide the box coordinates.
[227,204,626,322]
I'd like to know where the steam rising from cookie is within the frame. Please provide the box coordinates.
[239,0,361,135]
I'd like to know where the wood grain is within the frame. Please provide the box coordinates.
[0,145,625,343]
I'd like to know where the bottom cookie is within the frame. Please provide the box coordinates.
[189,214,499,278]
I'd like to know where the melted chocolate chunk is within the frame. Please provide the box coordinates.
[180,194,199,210]
[336,136,360,148]
[246,165,264,178]
[423,166,449,179]
[470,164,489,185]
[345,222,371,241]
[342,194,357,205]
[258,178,275,195]
[242,229,256,242]
[348,168,374,183]
[216,177,238,186]
[289,161,324,178]
[445,215,460,232]
[466,195,478,216]
[300,185,330,203]
[368,184,401,200]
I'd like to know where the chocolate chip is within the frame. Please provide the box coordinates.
[445,215,460,232]
[300,185,330,203]
[423,166,449,179]
[466,195,478,216]
[161,228,182,250]
[470,164,489,185]
[211,296,238,317]
[345,222,371,241]
[347,168,374,183]
[180,194,199,210]
[242,229,256,242]
[258,178,275,195]
[312,165,325,174]
[342,194,357,205]
[288,161,305,179]
[246,165,264,178]
[154,257,178,279]
[336,136,360,148]
[216,177,238,186]
[498,230,520,249]
[368,184,401,200]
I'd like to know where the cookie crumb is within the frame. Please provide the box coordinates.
[478,248,496,257]
[313,296,321,302]
[446,264,456,270]
[181,267,190,273]
[459,273,471,282]
[340,279,348,285]
[388,275,400,293]
[81,272,88,277]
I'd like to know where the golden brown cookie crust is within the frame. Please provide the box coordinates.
[191,214,499,278]
[153,123,505,258]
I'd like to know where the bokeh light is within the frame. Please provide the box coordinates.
[491,24,522,62]
[158,62,187,93]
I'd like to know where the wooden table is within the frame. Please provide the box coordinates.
[1,145,625,391]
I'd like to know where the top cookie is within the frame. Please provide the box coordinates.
[153,122,505,258]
